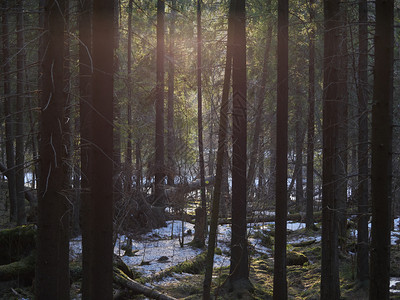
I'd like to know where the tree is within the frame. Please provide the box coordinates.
[230,0,248,284]
[167,0,176,186]
[356,0,369,284]
[321,0,341,296]
[15,0,26,225]
[36,0,70,298]
[1,0,17,223]
[273,0,288,297]
[197,0,207,241]
[305,0,316,229]
[154,0,165,206]
[203,5,233,298]
[86,0,115,298]
[79,0,92,298]
[369,0,394,297]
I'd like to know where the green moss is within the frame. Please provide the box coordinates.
[0,225,36,264]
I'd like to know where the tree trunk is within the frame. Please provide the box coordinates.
[202,7,233,298]
[321,0,341,297]
[15,0,26,226]
[126,0,133,194]
[36,0,70,298]
[356,0,369,284]
[154,0,165,206]
[78,0,92,298]
[273,0,288,296]
[197,0,207,238]
[87,0,115,298]
[305,0,316,229]
[167,0,176,186]
[370,0,394,297]
[230,0,248,284]
[1,0,17,223]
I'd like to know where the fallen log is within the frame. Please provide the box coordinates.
[113,268,177,300]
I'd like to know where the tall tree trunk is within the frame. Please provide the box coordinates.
[294,91,304,210]
[36,0,70,298]
[167,0,176,186]
[356,0,369,284]
[87,0,114,298]
[203,7,233,299]
[337,7,348,251]
[79,0,92,298]
[370,0,394,297]
[321,0,341,297]
[230,0,248,284]
[155,0,165,206]
[16,0,26,225]
[273,0,288,297]
[2,0,17,223]
[197,0,207,241]
[126,0,133,193]
[247,12,272,197]
[305,0,316,229]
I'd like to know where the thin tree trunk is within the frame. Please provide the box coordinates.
[126,0,133,193]
[247,15,272,196]
[1,0,17,223]
[370,0,394,297]
[155,0,165,206]
[16,0,26,225]
[356,0,369,283]
[203,8,233,299]
[167,0,176,186]
[36,0,70,297]
[305,0,316,229]
[197,0,207,238]
[273,0,288,296]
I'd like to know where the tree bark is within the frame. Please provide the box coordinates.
[36,0,70,298]
[197,0,207,238]
[321,0,341,297]
[305,0,316,229]
[78,0,92,298]
[15,0,26,225]
[87,0,115,298]
[154,0,165,206]
[273,0,288,296]
[370,0,394,297]
[356,0,369,284]
[1,0,17,223]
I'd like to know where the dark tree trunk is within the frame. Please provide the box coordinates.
[197,0,207,236]
[78,0,92,298]
[1,0,17,223]
[294,94,304,210]
[230,0,248,284]
[126,0,133,194]
[337,8,348,251]
[154,0,165,206]
[305,0,315,229]
[356,0,369,284]
[203,7,233,299]
[16,0,26,225]
[273,0,288,297]
[321,0,341,297]
[167,0,176,186]
[370,0,393,297]
[36,0,70,298]
[87,0,115,298]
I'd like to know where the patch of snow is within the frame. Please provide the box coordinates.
[390,277,400,294]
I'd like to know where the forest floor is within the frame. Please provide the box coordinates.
[72,216,400,299]
[0,210,399,299]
